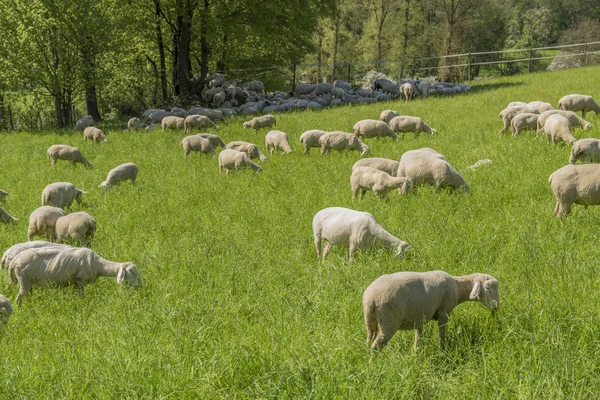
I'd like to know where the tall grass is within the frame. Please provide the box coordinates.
[1,67,600,398]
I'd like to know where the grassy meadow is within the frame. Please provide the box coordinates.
[2,67,600,398]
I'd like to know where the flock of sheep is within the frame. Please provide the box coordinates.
[1,87,599,354]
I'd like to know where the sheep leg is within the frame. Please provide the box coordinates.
[352,187,359,201]
[437,315,449,350]
[323,242,332,261]
[71,232,88,247]
[371,320,398,352]
[303,146,310,155]
[348,244,356,262]
[582,110,587,119]
[365,313,378,353]
[553,200,561,216]
[314,235,322,259]
[413,326,423,351]
[360,189,367,200]
[16,280,32,306]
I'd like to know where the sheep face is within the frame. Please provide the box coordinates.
[399,179,412,194]
[470,277,500,311]
[75,191,84,204]
[117,263,142,287]
[395,241,410,258]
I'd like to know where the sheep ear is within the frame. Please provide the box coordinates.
[117,267,126,283]
[469,281,481,300]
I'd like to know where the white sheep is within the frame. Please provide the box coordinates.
[161,116,185,131]
[558,94,600,118]
[312,207,409,262]
[506,101,527,108]
[0,207,17,224]
[499,105,540,134]
[41,182,85,209]
[397,148,469,192]
[265,130,293,155]
[528,101,555,113]
[351,166,412,200]
[226,141,269,161]
[388,116,437,136]
[27,206,66,241]
[218,149,262,175]
[549,164,600,217]
[400,83,413,103]
[8,246,141,304]
[318,131,370,156]
[570,138,600,164]
[1,241,68,270]
[127,118,147,131]
[83,127,108,143]
[54,212,96,246]
[363,270,499,352]
[352,158,400,176]
[353,119,398,140]
[180,135,215,159]
[299,130,329,155]
[72,115,93,132]
[242,115,276,130]
[47,145,93,168]
[184,115,219,134]
[379,110,400,124]
[536,110,592,132]
[511,113,540,136]
[196,133,226,148]
[99,162,138,190]
[0,190,9,203]
[147,110,173,124]
[544,114,576,144]
[0,294,12,325]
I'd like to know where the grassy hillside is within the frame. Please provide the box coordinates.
[1,67,600,398]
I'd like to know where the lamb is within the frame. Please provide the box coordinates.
[184,115,219,134]
[0,294,12,325]
[351,166,412,200]
[180,135,215,159]
[536,110,592,132]
[72,115,93,132]
[47,145,93,168]
[127,118,146,131]
[300,130,329,155]
[353,119,398,140]
[401,83,413,103]
[528,101,555,113]
[389,116,437,136]
[161,116,185,131]
[352,158,400,176]
[511,113,540,136]
[558,94,600,118]
[499,105,540,134]
[8,246,141,304]
[196,133,226,148]
[54,212,96,246]
[549,164,600,217]
[312,207,409,262]
[226,141,269,161]
[243,115,276,130]
[27,206,66,241]
[0,190,8,203]
[397,149,469,192]
[0,207,17,224]
[265,130,293,155]
[99,162,138,190]
[318,132,370,156]
[363,270,499,352]
[41,182,85,209]
[147,110,174,124]
[380,110,400,124]
[569,139,600,164]
[544,114,576,144]
[83,127,108,143]
[218,149,262,175]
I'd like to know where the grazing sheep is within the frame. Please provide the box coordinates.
[319,132,370,156]
[1,241,68,270]
[558,94,600,118]
[72,115,93,132]
[549,164,600,217]
[363,271,499,352]
[544,114,576,144]
[99,162,138,190]
[188,108,225,122]
[570,138,600,164]
[352,158,400,176]
[218,149,262,175]
[127,118,146,131]
[184,115,219,134]
[506,101,527,108]
[180,135,215,159]
[243,115,276,130]
[300,130,329,155]
[196,133,226,148]
[226,141,269,161]
[54,212,96,246]
[27,206,66,241]
[0,190,8,203]
[312,207,409,262]
[145,123,161,132]
[41,182,85,209]
[389,116,437,136]
[380,110,400,124]
[0,294,12,325]
[511,113,540,136]
[47,145,93,168]
[0,207,17,224]
[161,116,185,131]
[147,110,174,124]
[353,119,398,140]
[351,166,412,200]
[401,83,413,103]
[265,130,293,155]
[397,149,469,192]
[499,105,540,134]
[536,110,592,132]
[8,246,141,304]
[83,127,108,143]
[528,101,555,113]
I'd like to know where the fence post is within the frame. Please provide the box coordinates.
[8,105,14,131]
[467,53,471,81]
[291,64,296,92]
[528,48,532,73]
[584,42,588,66]
[347,63,351,85]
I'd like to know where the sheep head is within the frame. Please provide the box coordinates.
[116,263,142,287]
[469,275,500,312]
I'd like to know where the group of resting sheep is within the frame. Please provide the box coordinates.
[1,90,599,354]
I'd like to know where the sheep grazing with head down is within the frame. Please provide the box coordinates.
[300,130,329,155]
[72,115,93,132]
[243,115,276,130]
[54,212,96,246]
[511,113,540,136]
[499,105,540,134]
[380,110,400,124]
[570,138,600,164]
[351,166,412,200]
[2,241,69,271]
[558,94,600,118]
[41,182,86,209]
[47,145,93,168]
[218,149,262,175]
[0,207,17,224]
[353,119,397,140]
[180,135,215,159]
[363,270,500,352]
[397,148,469,192]
[319,131,370,156]
[127,118,147,132]
[83,127,108,143]
[99,162,138,190]
[549,164,600,217]
[352,158,400,176]
[389,116,436,137]
[528,101,555,113]
[184,115,219,134]
[196,133,226,148]
[27,206,66,241]
[226,141,269,161]
[0,294,12,325]
[536,110,592,133]
[265,130,293,155]
[544,114,576,144]
[147,110,174,124]
[161,116,185,132]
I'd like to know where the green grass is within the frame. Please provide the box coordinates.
[2,67,600,398]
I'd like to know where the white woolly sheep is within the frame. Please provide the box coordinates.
[196,133,226,148]
[0,294,12,325]
[127,118,146,131]
[41,182,85,209]
[99,162,138,190]
[265,130,293,155]
[184,115,219,134]
[243,115,276,130]
[300,130,329,155]
[318,131,370,156]
[161,116,185,131]
[180,135,215,159]
[499,105,540,134]
[2,241,68,270]
[47,145,93,168]
[226,141,269,161]
[380,110,400,124]
[0,207,17,224]
[352,158,400,176]
[8,246,141,304]
[397,149,469,192]
[147,110,174,124]
[72,115,93,132]
[188,108,225,122]
[536,110,592,132]
[389,116,436,136]
[312,207,409,262]
[83,127,108,143]
[570,138,600,164]
[558,94,600,118]
[218,149,262,175]
[400,83,413,103]
[506,101,527,108]
[549,164,600,217]
[54,211,96,246]
[363,270,499,352]
[528,101,555,113]
[0,190,8,203]
[27,206,66,241]
[511,113,540,136]
[353,119,398,140]
[544,114,576,144]
[351,166,412,200]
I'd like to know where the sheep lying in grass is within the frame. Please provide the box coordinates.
[0,294,12,325]
[351,166,412,200]
[570,139,600,164]
[353,119,397,140]
[196,133,226,148]
[265,130,293,155]
[319,132,370,156]
[549,164,600,217]
[499,105,540,134]
[8,245,141,304]
[300,130,329,155]
[363,270,499,352]
[380,110,400,124]
[312,207,409,262]
[72,115,93,132]
[544,114,576,144]
[243,115,276,130]
[558,94,600,118]
[511,113,540,136]
[83,127,108,143]
[398,148,469,192]
[127,118,146,131]
[536,110,592,132]
[99,162,138,190]
[184,115,219,134]
[47,145,93,168]
[41,182,85,209]
[352,158,400,176]
[0,190,8,203]
[0,207,17,224]
[180,135,215,159]
[27,206,66,241]
[226,141,269,161]
[389,116,436,136]
[54,212,96,246]
[162,116,185,131]
[218,149,262,175]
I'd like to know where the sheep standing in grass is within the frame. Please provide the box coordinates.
[319,132,370,156]
[196,133,226,148]
[397,149,469,192]
[8,246,141,304]
[380,110,400,124]
[128,118,147,131]
[184,115,219,134]
[99,162,138,190]
[0,294,12,325]
[389,116,436,136]
[162,116,185,131]
[226,141,269,161]
[558,94,600,118]
[54,212,96,246]
[536,110,592,132]
[401,83,413,103]
[147,110,174,124]
[499,105,540,134]
[265,130,293,155]
[300,130,329,155]
[2,241,69,270]
[243,115,276,130]
[27,206,66,241]
[180,135,215,159]
[570,139,600,164]
[47,145,93,168]
[72,115,93,132]
[0,207,17,224]
[83,127,108,143]
[41,182,85,209]
[312,207,409,262]
[511,113,540,136]
[351,166,412,200]
[218,149,262,175]
[363,270,499,352]
[0,190,8,203]
[549,164,600,217]
[353,120,397,140]
[544,114,576,144]
[352,158,400,176]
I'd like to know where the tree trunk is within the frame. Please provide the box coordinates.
[172,28,180,96]
[400,0,411,78]
[54,92,64,128]
[176,7,193,97]
[216,31,228,72]
[317,25,323,82]
[200,0,210,86]
[81,40,101,121]
[154,0,169,103]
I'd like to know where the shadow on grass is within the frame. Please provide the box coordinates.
[468,81,525,94]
